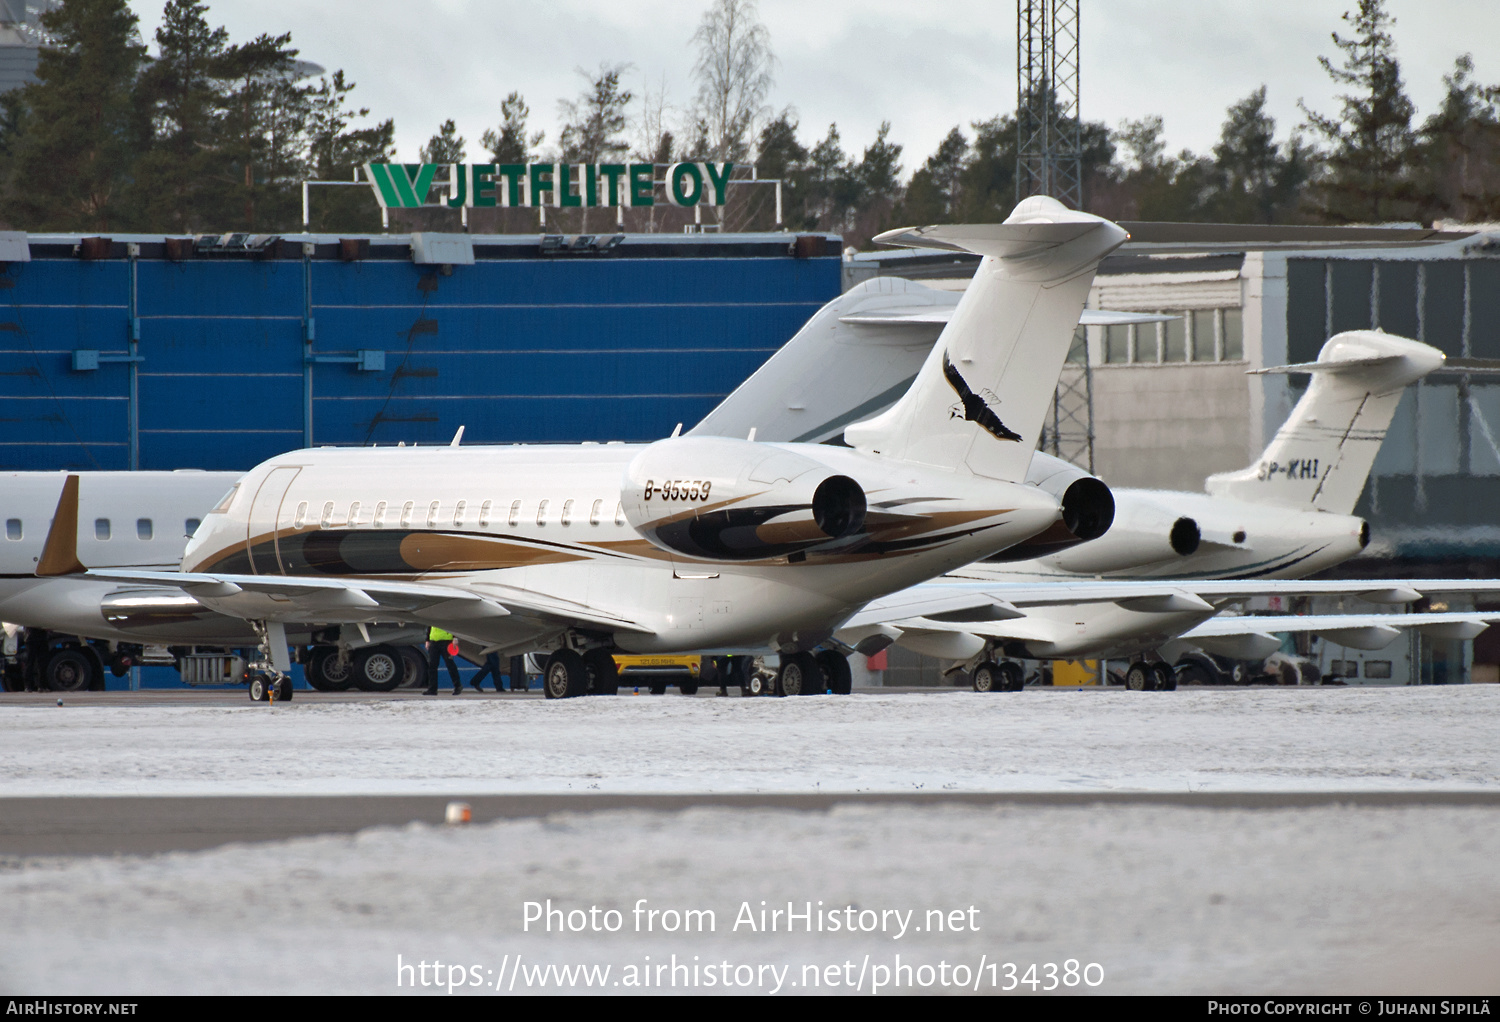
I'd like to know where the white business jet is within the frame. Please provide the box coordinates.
[52,197,1130,700]
[692,272,1498,691]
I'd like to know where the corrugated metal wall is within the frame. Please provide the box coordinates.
[0,236,841,471]
[1287,256,1500,546]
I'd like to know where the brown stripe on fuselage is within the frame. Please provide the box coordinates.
[398,533,590,570]
[863,507,1017,543]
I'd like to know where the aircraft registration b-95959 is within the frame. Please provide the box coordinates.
[48,197,1132,699]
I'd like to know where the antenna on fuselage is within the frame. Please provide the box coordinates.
[450,426,465,447]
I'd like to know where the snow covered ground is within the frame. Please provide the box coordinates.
[3,687,1498,795]
[2,803,1496,995]
[4,688,1498,995]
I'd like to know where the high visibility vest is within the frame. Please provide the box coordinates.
[429,626,454,643]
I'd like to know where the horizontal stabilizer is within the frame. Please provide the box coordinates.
[838,306,1175,328]
[873,220,1100,259]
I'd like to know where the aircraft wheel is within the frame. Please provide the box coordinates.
[353,645,403,692]
[248,673,270,701]
[999,661,1025,691]
[43,649,95,692]
[583,649,619,695]
[1152,662,1177,691]
[747,674,765,696]
[816,650,852,694]
[1125,661,1156,691]
[543,649,588,699]
[398,646,428,689]
[777,652,824,696]
[276,676,295,701]
[971,660,1001,692]
[306,647,351,692]
[1177,662,1215,687]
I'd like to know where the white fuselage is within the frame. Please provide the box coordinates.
[184,442,1061,655]
[950,490,1368,659]
[0,471,253,645]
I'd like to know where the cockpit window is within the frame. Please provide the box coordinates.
[209,484,240,514]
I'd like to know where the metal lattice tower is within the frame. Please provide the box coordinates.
[1019,1,1094,471]
[1016,0,1082,209]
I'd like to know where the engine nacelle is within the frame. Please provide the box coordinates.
[1046,494,1198,574]
[622,437,867,561]
[983,454,1115,563]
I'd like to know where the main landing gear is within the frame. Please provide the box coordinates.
[971,660,1024,693]
[772,650,852,696]
[543,648,620,699]
[1124,660,1177,691]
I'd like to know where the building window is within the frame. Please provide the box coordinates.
[536,499,549,525]
[1104,324,1131,364]
[1191,310,1217,362]
[589,499,603,526]
[561,498,574,526]
[509,500,522,527]
[5,519,20,541]
[1163,316,1187,362]
[95,518,111,540]
[1134,321,1159,362]
[185,518,201,536]
[1363,660,1393,679]
[1222,307,1244,360]
[479,500,492,527]
[137,518,153,540]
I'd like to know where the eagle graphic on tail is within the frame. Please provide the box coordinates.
[942,352,1022,442]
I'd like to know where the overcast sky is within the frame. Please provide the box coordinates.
[128,1,1500,175]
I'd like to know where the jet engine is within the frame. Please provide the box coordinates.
[1045,494,1200,574]
[622,437,867,561]
[983,453,1115,562]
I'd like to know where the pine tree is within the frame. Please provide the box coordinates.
[480,92,542,165]
[1205,87,1312,223]
[1301,0,1420,223]
[894,126,968,224]
[1413,55,1500,222]
[2,0,150,231]
[420,119,466,164]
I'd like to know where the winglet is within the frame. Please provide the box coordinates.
[36,474,86,577]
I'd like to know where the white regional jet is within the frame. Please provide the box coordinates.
[48,197,1135,700]
[693,270,1500,691]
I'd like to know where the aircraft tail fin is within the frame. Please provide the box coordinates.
[845,197,1127,482]
[36,474,86,577]
[1205,331,1444,514]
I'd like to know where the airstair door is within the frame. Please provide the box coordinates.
[245,467,301,575]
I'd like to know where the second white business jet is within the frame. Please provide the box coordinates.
[51,197,1128,699]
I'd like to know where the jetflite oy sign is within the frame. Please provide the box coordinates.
[364,162,734,209]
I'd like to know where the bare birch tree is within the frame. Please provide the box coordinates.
[690,0,775,228]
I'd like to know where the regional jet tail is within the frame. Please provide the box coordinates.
[1204,331,1445,515]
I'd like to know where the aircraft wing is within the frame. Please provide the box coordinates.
[83,569,651,635]
[838,306,1175,327]
[935,570,1500,606]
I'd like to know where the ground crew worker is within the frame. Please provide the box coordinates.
[469,651,503,692]
[424,626,462,695]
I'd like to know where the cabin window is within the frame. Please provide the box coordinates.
[536,499,549,525]
[5,519,20,541]
[454,500,467,526]
[427,501,440,528]
[293,502,308,529]
[347,501,361,527]
[589,499,603,526]
[209,484,238,514]
[185,518,200,536]
[479,500,492,527]
[95,518,111,540]
[137,518,153,541]
[373,501,387,528]
[508,500,521,527]
[561,499,574,526]
[400,501,414,528]
[614,502,626,526]
[320,501,335,528]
